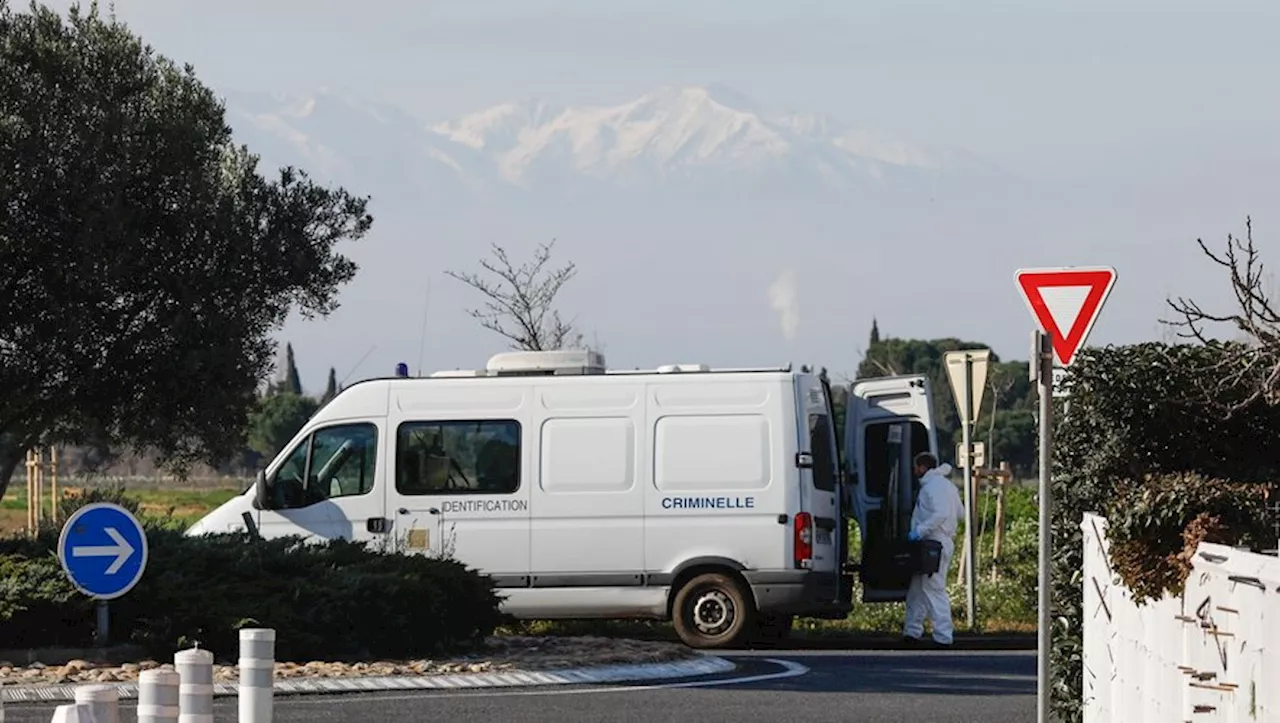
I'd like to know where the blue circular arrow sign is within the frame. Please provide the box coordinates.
[57,502,148,600]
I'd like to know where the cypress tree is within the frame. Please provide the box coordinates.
[322,367,338,402]
[284,343,303,395]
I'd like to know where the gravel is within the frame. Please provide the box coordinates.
[0,635,696,686]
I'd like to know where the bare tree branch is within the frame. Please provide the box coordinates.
[445,239,585,352]
[1159,216,1280,413]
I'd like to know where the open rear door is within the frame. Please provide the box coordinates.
[843,375,938,603]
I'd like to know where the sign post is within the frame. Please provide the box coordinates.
[1014,266,1116,723]
[57,502,149,647]
[943,348,991,631]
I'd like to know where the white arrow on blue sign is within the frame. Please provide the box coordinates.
[57,502,148,600]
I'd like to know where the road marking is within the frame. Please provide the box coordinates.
[247,657,809,706]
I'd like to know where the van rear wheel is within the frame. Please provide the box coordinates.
[671,572,754,649]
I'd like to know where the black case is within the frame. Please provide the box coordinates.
[892,538,944,575]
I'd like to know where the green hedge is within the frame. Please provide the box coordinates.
[1049,342,1280,722]
[0,491,506,660]
[1102,473,1277,604]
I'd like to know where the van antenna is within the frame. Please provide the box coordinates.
[339,345,377,386]
[415,277,431,376]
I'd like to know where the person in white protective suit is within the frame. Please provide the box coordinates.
[902,452,964,646]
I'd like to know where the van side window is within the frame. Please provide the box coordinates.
[395,419,521,495]
[808,413,837,492]
[269,423,378,509]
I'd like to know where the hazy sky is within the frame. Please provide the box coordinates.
[31,0,1280,388]
[70,0,1279,170]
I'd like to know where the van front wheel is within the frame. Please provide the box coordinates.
[672,572,754,649]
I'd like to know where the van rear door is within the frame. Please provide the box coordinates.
[844,375,937,602]
[794,375,841,588]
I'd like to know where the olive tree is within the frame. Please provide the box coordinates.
[0,2,373,496]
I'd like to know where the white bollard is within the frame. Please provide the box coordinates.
[238,628,275,723]
[173,647,214,723]
[73,684,118,723]
[48,703,98,723]
[137,668,181,723]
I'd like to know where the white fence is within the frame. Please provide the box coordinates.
[1082,513,1280,722]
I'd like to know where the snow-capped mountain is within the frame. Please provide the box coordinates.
[431,85,981,187]
[219,87,488,205]
[218,83,1001,203]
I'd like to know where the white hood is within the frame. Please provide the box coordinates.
[185,492,253,536]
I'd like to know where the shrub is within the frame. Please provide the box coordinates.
[0,526,506,661]
[1102,473,1277,603]
[1049,342,1280,722]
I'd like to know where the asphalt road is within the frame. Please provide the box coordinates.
[2,650,1036,723]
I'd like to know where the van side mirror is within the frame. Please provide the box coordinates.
[253,469,271,510]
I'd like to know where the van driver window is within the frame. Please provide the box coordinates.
[269,423,378,509]
[395,419,521,495]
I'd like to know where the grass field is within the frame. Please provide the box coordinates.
[3,475,1039,637]
[1,476,245,533]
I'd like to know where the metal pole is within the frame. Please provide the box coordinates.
[137,668,180,723]
[1036,332,1053,723]
[94,601,109,647]
[74,684,119,723]
[962,354,977,630]
[239,628,276,723]
[174,647,214,723]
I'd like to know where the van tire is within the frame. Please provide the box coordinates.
[671,572,754,649]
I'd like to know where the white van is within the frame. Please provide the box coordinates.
[187,350,938,648]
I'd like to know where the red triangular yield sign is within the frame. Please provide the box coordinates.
[1014,266,1117,366]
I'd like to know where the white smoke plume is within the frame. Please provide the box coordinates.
[767,268,799,341]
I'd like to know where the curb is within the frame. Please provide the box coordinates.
[0,655,737,703]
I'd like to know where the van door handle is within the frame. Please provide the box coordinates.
[398,508,409,515]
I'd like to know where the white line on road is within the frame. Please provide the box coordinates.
[266,657,811,706]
